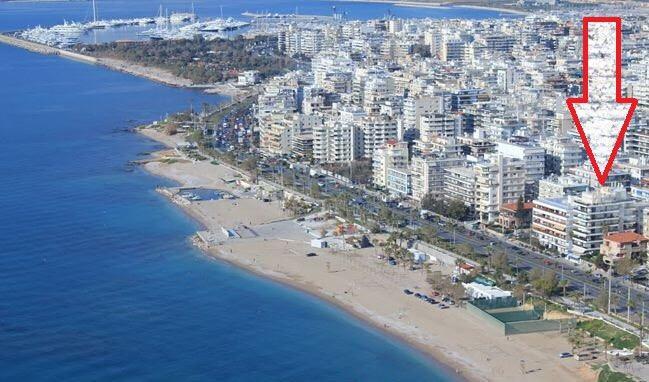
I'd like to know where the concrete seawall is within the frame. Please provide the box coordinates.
[0,34,98,65]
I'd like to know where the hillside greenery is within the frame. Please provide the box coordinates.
[79,35,296,84]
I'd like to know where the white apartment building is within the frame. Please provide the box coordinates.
[237,70,260,86]
[569,164,631,190]
[538,175,589,199]
[444,165,476,207]
[533,187,642,258]
[411,153,465,201]
[542,136,584,176]
[414,136,464,157]
[361,115,398,159]
[388,19,403,34]
[533,197,573,255]
[313,119,356,163]
[570,188,640,257]
[496,141,545,199]
[442,39,473,64]
[284,27,325,57]
[372,140,409,189]
[419,113,460,140]
[617,157,649,185]
[474,154,526,224]
[259,113,323,156]
[352,66,388,105]
[403,96,441,131]
[387,167,411,197]
[623,119,649,159]
[363,76,393,114]
[312,53,355,88]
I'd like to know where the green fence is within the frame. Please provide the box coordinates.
[505,318,575,335]
[466,302,506,333]
[470,296,518,311]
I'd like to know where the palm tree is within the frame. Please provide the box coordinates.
[559,279,568,297]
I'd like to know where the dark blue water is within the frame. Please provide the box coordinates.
[0,0,514,31]
[0,2,472,381]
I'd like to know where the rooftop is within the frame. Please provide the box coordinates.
[605,232,648,244]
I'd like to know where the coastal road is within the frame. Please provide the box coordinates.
[277,164,649,319]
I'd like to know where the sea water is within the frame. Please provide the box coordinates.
[0,1,482,380]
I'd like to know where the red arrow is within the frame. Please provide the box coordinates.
[566,17,637,186]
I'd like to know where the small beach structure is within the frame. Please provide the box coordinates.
[221,227,240,239]
[310,239,328,248]
[463,282,511,300]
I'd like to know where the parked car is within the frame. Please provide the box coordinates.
[306,252,317,257]
[558,352,573,359]
[403,289,414,295]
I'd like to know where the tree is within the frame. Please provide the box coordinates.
[517,271,529,284]
[427,270,445,291]
[446,200,469,220]
[378,206,395,228]
[514,196,526,229]
[559,279,569,297]
[615,256,636,276]
[455,243,474,258]
[512,284,527,301]
[531,270,558,297]
[595,287,610,311]
[492,252,510,274]
[164,123,178,135]
[241,157,257,173]
[415,225,437,242]
[310,182,321,198]
[448,283,466,306]
[421,194,469,221]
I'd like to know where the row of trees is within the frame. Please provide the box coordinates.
[420,194,472,221]
[322,160,373,185]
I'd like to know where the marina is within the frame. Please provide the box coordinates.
[14,0,250,47]
[138,18,250,41]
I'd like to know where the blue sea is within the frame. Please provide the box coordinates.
[0,1,506,380]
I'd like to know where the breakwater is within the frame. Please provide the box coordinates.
[0,33,98,64]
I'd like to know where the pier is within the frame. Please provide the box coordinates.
[0,33,98,64]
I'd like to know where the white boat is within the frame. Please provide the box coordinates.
[170,12,196,24]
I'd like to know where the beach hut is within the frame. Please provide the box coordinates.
[311,239,328,248]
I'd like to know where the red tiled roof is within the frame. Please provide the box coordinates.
[605,232,649,244]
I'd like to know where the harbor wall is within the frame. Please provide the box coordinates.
[0,34,98,65]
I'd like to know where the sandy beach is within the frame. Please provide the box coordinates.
[137,127,596,382]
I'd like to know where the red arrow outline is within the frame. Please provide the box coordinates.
[566,16,638,186]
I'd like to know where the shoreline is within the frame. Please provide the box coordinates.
[333,0,530,15]
[453,4,530,16]
[137,129,475,381]
[136,127,596,382]
[208,245,469,381]
[0,33,248,98]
